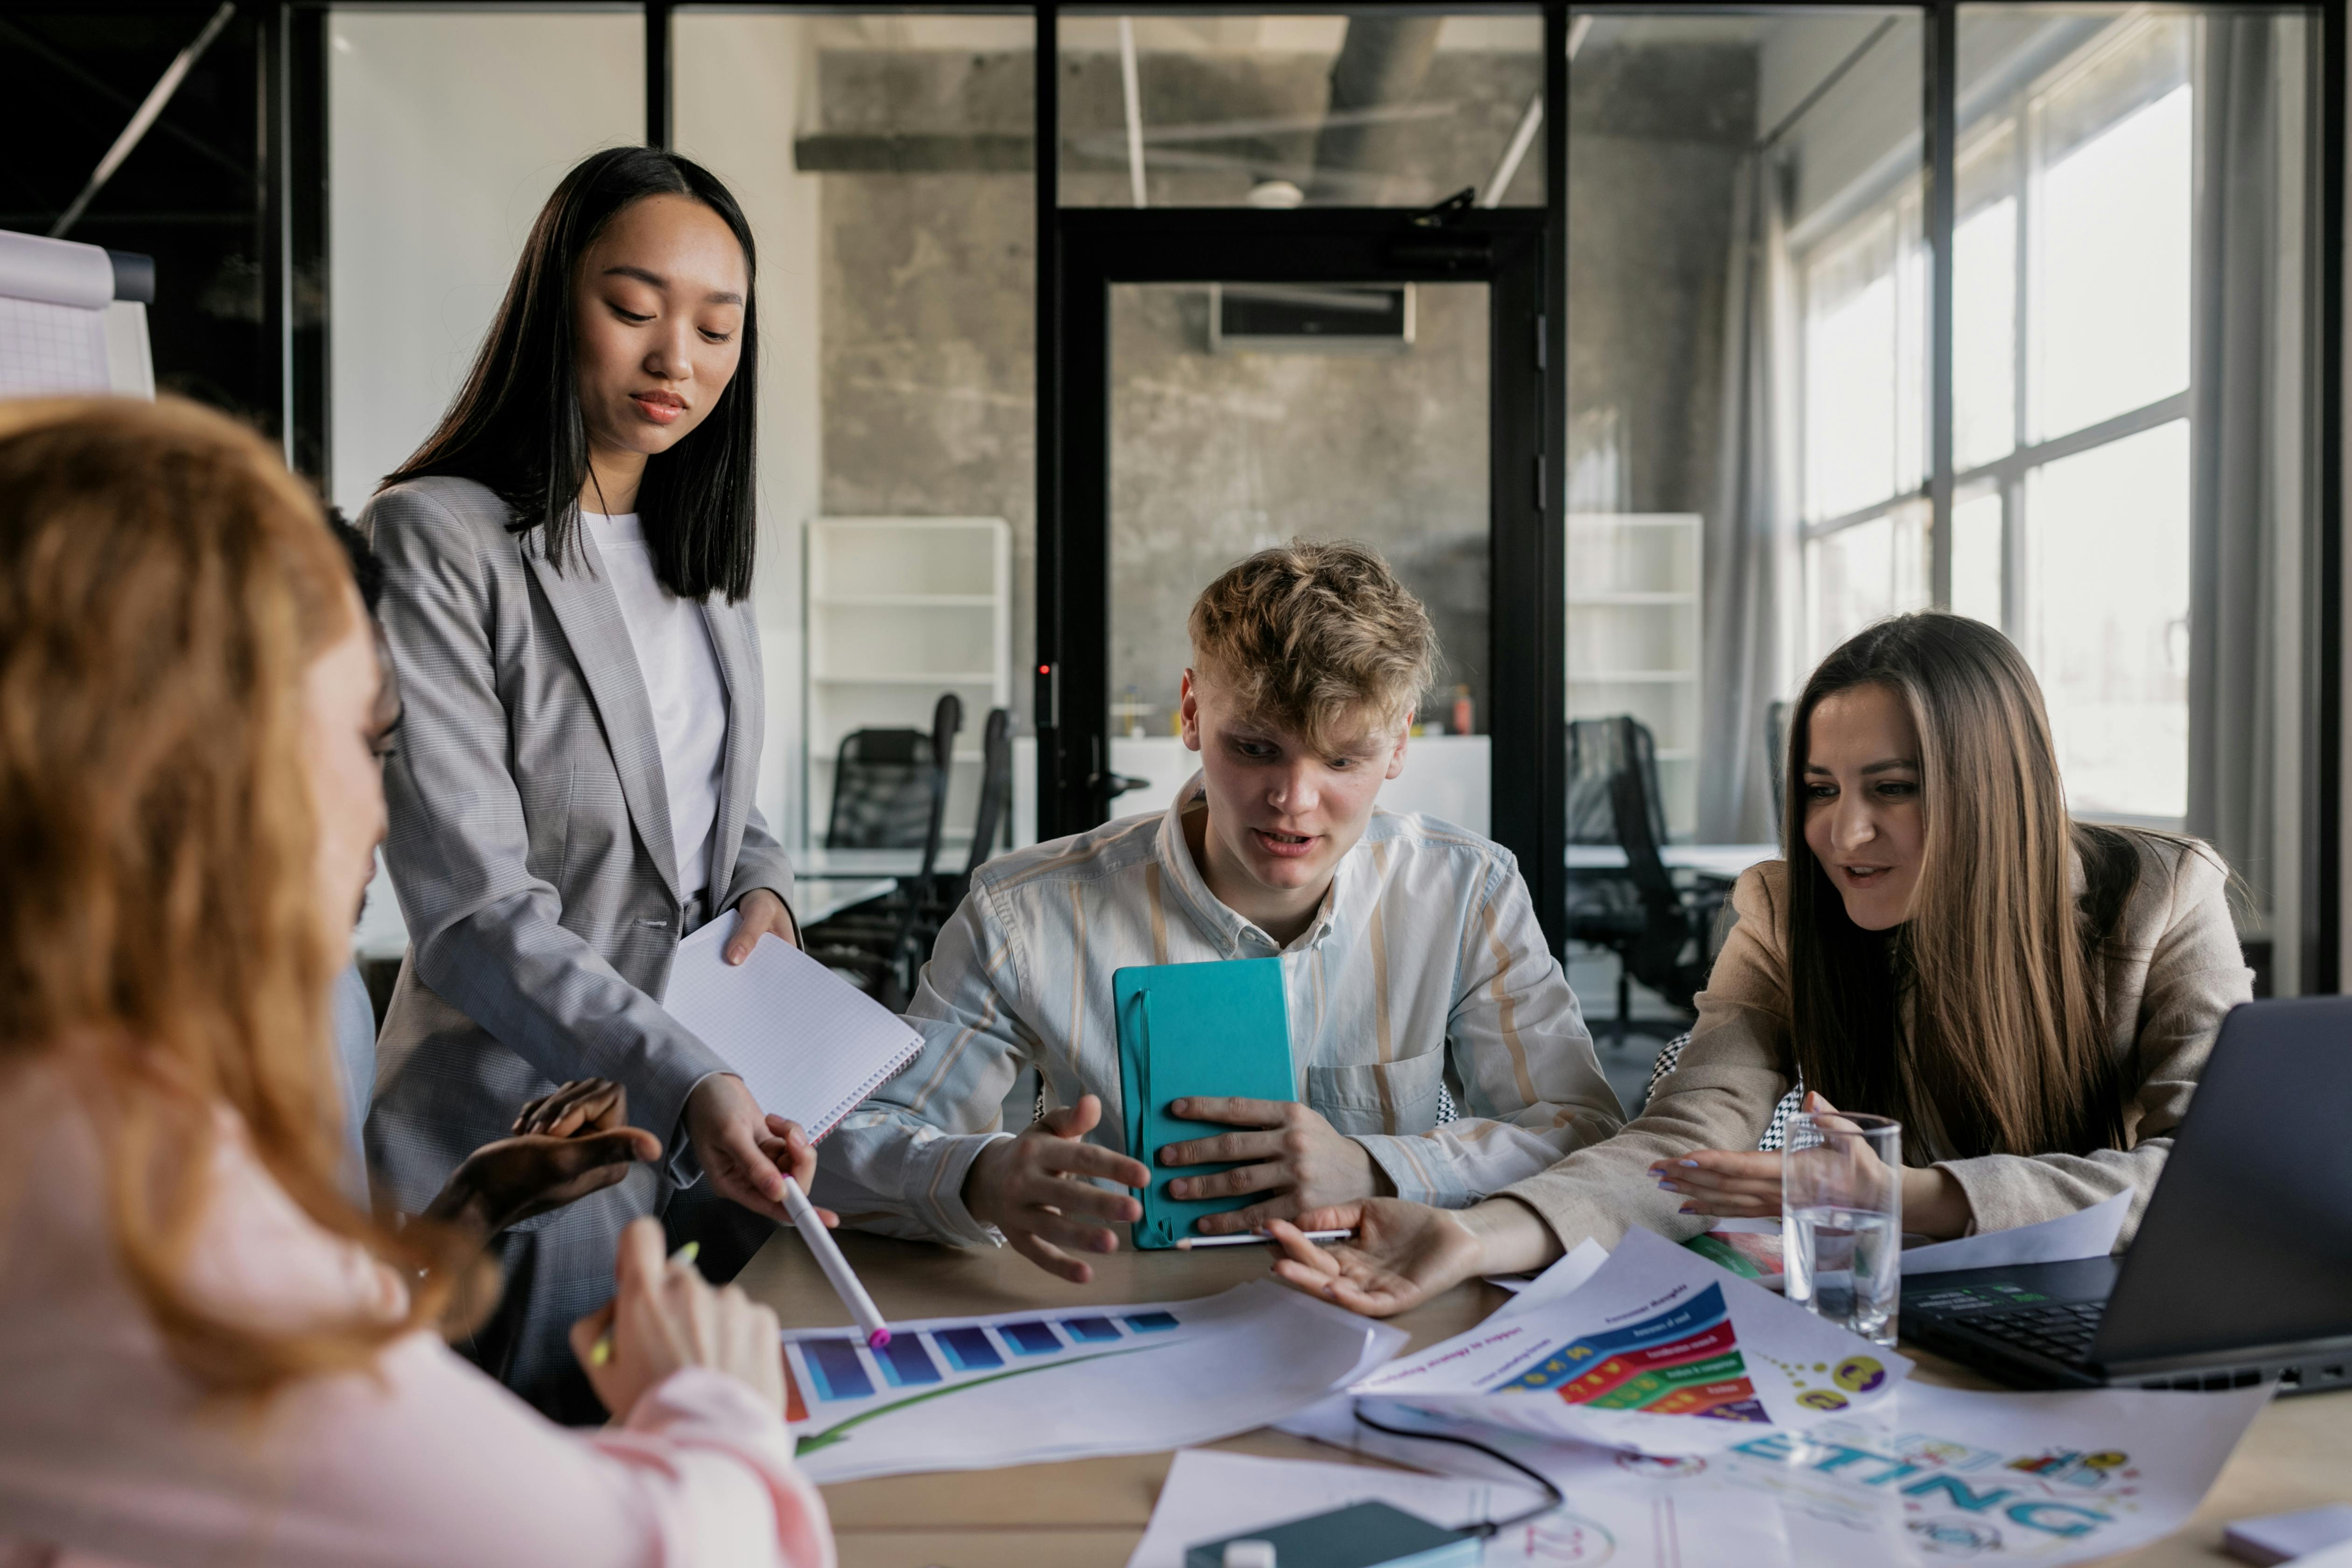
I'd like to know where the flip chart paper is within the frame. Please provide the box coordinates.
[1127,1450,1553,1568]
[0,230,118,397]
[1355,1228,1911,1454]
[661,914,923,1139]
[777,1281,1408,1483]
[1287,1376,2270,1567]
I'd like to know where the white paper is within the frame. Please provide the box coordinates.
[1354,1229,1911,1455]
[1899,1192,2130,1276]
[2225,1504,2352,1564]
[1127,1449,1550,1568]
[1285,1378,2270,1567]
[661,914,923,1138]
[0,230,117,398]
[779,1280,1409,1483]
[1489,1240,1610,1321]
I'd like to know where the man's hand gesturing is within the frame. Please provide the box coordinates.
[960,1093,1149,1283]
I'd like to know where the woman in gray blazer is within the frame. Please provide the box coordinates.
[363,148,816,1422]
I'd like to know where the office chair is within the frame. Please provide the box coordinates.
[808,693,964,1005]
[1563,715,1726,1043]
[825,727,937,849]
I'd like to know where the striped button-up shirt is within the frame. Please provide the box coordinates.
[815,775,1625,1245]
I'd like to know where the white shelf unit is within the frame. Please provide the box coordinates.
[1567,512,1702,840]
[805,518,1011,850]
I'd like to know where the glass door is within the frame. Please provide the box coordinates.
[1100,278,1494,829]
[1043,207,1555,927]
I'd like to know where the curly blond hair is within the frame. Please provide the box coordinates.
[1187,539,1437,751]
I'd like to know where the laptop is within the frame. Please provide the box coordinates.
[1900,996,2352,1394]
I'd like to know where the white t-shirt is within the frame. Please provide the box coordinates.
[583,510,727,898]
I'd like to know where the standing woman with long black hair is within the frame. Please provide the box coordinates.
[364,147,820,1421]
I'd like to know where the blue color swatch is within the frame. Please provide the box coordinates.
[933,1327,1004,1372]
[1001,1320,1063,1355]
[1125,1311,1181,1333]
[1063,1316,1123,1344]
[803,1339,874,1402]
[875,1335,943,1388]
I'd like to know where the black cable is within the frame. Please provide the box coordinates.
[1352,1408,1564,1537]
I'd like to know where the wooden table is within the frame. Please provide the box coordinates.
[738,1230,2352,1568]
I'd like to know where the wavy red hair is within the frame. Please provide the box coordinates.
[0,397,462,1394]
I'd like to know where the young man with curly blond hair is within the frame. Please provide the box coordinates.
[817,541,1623,1282]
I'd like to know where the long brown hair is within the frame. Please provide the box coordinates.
[0,398,461,1394]
[1783,613,2137,1160]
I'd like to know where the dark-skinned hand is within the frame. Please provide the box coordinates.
[421,1078,663,1240]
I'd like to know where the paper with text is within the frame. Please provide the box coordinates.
[1355,1229,1910,1454]
[1287,1375,2268,1566]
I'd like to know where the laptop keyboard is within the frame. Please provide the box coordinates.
[1961,1300,2106,1366]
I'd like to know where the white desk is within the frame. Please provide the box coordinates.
[791,847,929,881]
[1568,842,1778,881]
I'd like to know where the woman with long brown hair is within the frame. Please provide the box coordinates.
[0,399,832,1566]
[1264,612,2251,1315]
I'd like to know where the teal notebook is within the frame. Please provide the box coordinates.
[1113,957,1295,1250]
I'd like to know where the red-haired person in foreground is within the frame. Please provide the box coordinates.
[0,398,833,1568]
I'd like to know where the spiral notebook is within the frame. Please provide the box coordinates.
[661,912,924,1139]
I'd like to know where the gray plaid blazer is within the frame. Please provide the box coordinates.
[360,475,796,1222]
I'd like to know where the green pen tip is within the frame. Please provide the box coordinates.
[679,1240,700,1264]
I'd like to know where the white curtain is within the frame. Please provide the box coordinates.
[1699,151,1800,846]
[2187,12,2302,946]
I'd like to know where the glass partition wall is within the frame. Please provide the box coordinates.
[1566,5,2325,1087]
[291,3,2336,1036]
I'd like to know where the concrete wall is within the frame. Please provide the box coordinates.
[1565,41,1755,522]
[808,43,1545,743]
[1106,282,1491,730]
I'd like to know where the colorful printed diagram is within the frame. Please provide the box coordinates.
[1490,1283,1769,1423]
[785,1309,1184,1438]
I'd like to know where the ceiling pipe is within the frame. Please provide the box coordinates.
[1306,14,1445,204]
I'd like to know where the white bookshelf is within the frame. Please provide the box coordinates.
[1567,512,1701,840]
[805,518,1011,848]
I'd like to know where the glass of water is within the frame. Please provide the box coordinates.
[1783,1111,1903,1345]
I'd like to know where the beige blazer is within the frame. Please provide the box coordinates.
[1501,834,2253,1251]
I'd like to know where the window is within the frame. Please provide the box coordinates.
[1796,14,2195,824]
[1798,192,1931,656]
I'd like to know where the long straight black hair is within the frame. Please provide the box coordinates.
[385,147,759,602]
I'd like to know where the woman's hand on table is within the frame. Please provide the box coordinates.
[684,1073,834,1226]
[1264,1197,1564,1318]
[724,887,798,963]
[1649,1091,1974,1239]
[570,1217,786,1420]
[1157,1097,1389,1236]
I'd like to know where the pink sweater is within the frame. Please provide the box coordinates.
[0,1066,833,1568]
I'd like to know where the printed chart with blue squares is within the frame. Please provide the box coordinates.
[790,1308,1189,1405]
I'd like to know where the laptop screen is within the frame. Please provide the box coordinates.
[2094,997,2352,1363]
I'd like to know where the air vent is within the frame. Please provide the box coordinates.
[1210,283,1414,355]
